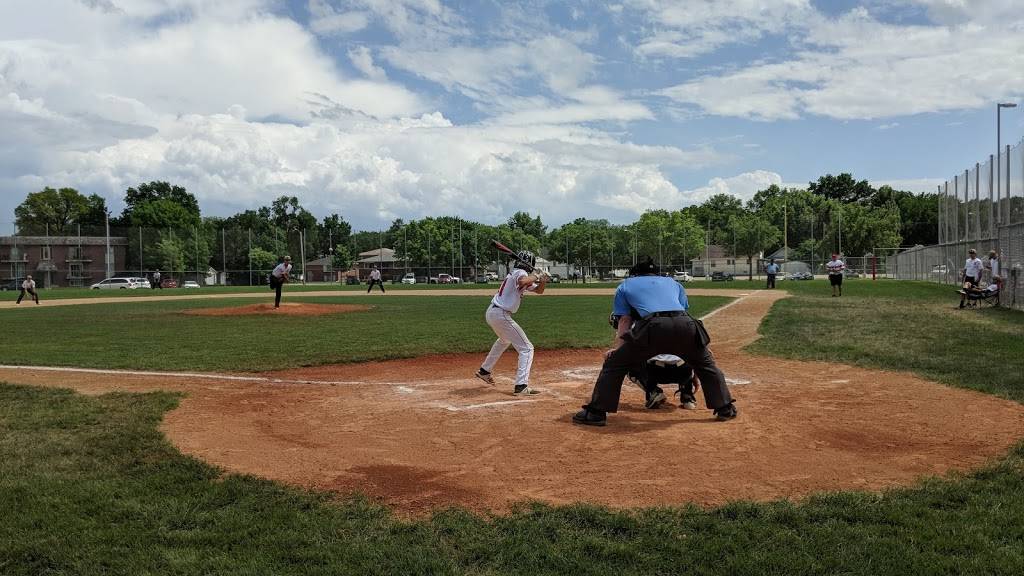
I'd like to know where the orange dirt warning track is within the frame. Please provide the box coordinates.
[2,290,1022,515]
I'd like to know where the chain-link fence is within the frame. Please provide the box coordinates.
[894,137,1024,309]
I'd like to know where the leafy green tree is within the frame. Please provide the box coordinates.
[249,247,278,272]
[155,234,186,273]
[506,211,546,240]
[331,245,353,271]
[14,187,109,234]
[731,213,781,279]
[121,181,200,225]
[808,173,874,204]
[319,214,352,257]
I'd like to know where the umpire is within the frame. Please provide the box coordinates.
[573,257,736,426]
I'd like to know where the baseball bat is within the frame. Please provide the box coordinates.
[490,239,537,273]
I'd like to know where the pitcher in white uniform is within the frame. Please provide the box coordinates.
[474,250,548,395]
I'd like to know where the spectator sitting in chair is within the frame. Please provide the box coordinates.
[959,248,984,308]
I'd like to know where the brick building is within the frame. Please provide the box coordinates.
[0,236,128,288]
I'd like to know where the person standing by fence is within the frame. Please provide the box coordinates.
[765,259,780,289]
[827,253,845,297]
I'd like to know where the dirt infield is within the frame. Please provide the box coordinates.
[2,290,1023,516]
[183,302,371,317]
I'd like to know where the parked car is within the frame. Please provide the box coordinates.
[182,280,200,288]
[547,274,561,283]
[161,278,179,288]
[485,272,500,282]
[1,278,23,291]
[474,275,489,283]
[344,276,360,285]
[401,273,416,285]
[431,274,458,284]
[786,272,813,281]
[91,277,145,290]
[842,269,859,278]
[673,271,693,282]
[710,272,734,282]
[130,277,151,289]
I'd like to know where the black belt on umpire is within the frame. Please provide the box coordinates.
[642,310,686,320]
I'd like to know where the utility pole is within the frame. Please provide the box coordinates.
[783,201,788,274]
[247,228,252,286]
[221,227,226,285]
[301,228,307,285]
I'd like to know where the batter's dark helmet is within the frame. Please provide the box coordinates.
[515,250,536,270]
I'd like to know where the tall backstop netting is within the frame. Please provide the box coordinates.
[893,138,1024,309]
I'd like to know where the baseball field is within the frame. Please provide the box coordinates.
[2,279,1024,575]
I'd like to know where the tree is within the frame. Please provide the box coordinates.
[506,211,546,240]
[731,213,781,279]
[809,173,874,204]
[121,181,200,225]
[155,234,186,273]
[248,247,278,272]
[331,245,353,271]
[14,187,109,235]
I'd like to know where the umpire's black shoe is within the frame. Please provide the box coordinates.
[572,408,606,427]
[713,402,737,421]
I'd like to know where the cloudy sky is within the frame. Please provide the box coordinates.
[2,0,1023,230]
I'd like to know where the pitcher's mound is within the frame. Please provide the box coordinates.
[184,303,371,317]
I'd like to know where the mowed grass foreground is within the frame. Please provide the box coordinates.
[3,281,1024,575]
[0,295,731,372]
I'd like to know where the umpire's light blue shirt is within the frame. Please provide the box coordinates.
[612,275,688,318]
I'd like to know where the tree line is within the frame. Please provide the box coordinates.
[11,173,938,275]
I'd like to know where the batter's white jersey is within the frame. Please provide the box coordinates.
[491,268,536,314]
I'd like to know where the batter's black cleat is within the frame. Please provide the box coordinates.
[474,368,495,385]
[514,384,540,396]
[572,408,606,426]
[713,402,737,421]
[645,390,666,409]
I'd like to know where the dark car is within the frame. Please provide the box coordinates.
[548,274,561,283]
[786,272,813,281]
[710,272,734,282]
[1,278,24,291]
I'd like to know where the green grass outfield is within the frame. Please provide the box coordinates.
[2,280,1024,575]
[0,295,731,372]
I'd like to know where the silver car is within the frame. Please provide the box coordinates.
[90,277,143,289]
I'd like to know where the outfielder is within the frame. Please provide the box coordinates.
[269,256,292,308]
[475,251,548,396]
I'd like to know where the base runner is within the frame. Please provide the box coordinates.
[474,251,548,396]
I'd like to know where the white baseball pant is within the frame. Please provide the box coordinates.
[481,305,534,388]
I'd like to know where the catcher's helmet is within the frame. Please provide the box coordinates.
[515,250,536,270]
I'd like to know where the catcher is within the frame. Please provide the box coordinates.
[269,255,292,308]
[610,312,699,410]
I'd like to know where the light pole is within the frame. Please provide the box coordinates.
[997,102,1017,224]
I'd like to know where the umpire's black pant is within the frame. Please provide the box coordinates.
[586,313,731,413]
[766,274,776,289]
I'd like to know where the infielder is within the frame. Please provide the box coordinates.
[367,266,385,293]
[16,275,39,305]
[475,251,548,396]
[269,256,292,308]
[573,258,735,426]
